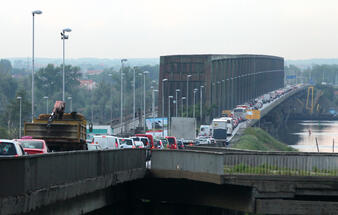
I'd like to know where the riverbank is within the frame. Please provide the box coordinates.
[233,127,296,151]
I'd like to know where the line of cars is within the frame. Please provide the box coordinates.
[197,85,301,145]
[87,134,187,151]
[0,137,49,157]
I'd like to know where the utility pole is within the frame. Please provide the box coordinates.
[186,74,192,117]
[200,86,204,123]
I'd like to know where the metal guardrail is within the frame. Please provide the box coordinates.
[152,149,338,177]
[224,152,338,176]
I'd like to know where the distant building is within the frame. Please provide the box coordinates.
[159,54,284,120]
[80,80,96,90]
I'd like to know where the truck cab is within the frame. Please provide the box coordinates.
[211,118,228,143]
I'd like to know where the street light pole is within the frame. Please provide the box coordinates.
[17,97,22,138]
[200,86,204,123]
[133,67,137,128]
[193,89,198,118]
[32,10,42,122]
[181,97,186,117]
[43,96,48,113]
[143,71,149,132]
[138,73,143,119]
[222,80,225,110]
[217,81,221,116]
[120,59,127,133]
[186,74,192,117]
[108,73,113,125]
[161,78,168,137]
[175,89,180,117]
[152,89,158,132]
[67,96,72,112]
[61,28,72,102]
[168,96,173,136]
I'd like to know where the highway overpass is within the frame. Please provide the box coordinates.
[1,147,338,215]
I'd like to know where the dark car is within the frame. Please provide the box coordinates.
[177,140,185,149]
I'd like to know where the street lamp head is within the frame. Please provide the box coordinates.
[17,96,22,100]
[162,78,168,82]
[194,88,198,92]
[32,10,42,15]
[187,74,192,78]
[143,71,149,74]
[153,89,159,92]
[43,96,48,99]
[169,96,173,99]
[200,85,204,88]
[182,97,186,100]
[176,89,180,92]
[121,59,128,63]
[67,96,72,100]
[63,28,72,33]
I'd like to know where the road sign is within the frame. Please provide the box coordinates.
[246,110,261,120]
[221,110,232,117]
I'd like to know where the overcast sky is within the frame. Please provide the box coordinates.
[1,0,338,60]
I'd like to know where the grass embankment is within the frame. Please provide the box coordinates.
[232,127,296,151]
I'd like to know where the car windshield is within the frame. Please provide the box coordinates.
[0,142,17,155]
[18,140,43,149]
[120,139,133,145]
[140,138,148,146]
[167,138,175,144]
[161,139,168,145]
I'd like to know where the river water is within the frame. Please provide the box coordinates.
[279,120,338,153]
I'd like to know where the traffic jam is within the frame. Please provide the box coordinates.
[0,84,301,157]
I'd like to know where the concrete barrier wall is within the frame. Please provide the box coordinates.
[0,149,146,197]
[151,150,224,175]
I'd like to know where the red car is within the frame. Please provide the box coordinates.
[15,138,49,154]
[165,136,177,149]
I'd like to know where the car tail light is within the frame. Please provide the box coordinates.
[132,146,135,149]
[115,141,118,148]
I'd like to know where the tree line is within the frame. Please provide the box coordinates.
[0,59,159,138]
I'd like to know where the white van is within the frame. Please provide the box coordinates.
[92,135,119,150]
[118,138,135,149]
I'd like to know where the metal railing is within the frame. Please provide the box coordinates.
[152,149,338,177]
[224,152,338,176]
